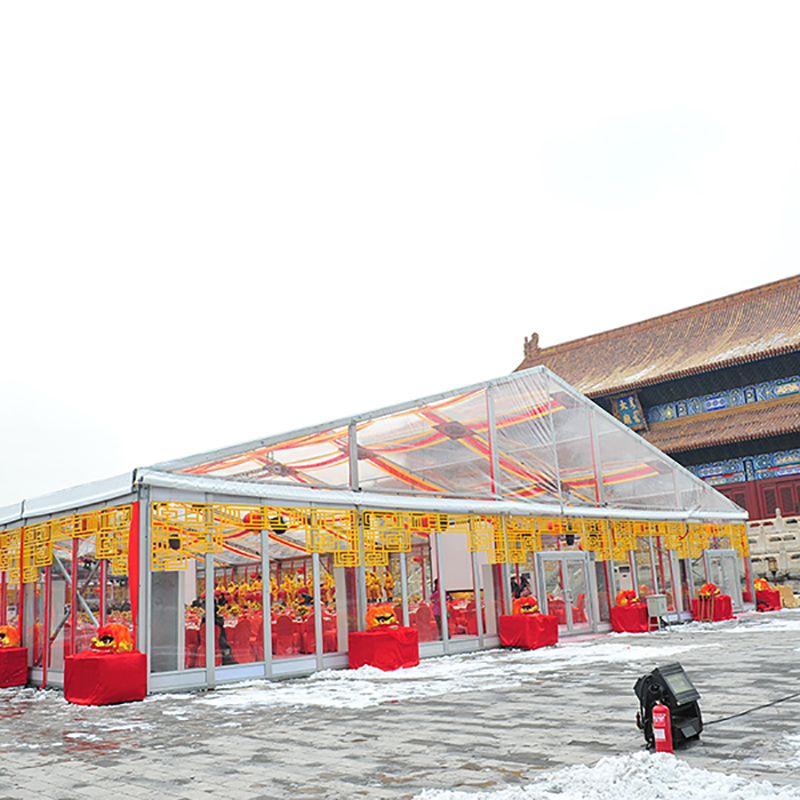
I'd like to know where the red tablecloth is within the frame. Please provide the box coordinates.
[756,588,782,612]
[0,647,27,688]
[348,627,419,671]
[64,651,147,706]
[691,595,734,621]
[610,603,649,633]
[499,614,558,649]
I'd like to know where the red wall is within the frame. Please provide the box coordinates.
[716,477,800,521]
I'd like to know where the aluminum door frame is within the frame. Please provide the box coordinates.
[534,550,597,634]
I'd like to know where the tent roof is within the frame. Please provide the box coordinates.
[150,366,743,520]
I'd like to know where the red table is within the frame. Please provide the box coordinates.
[499,614,558,649]
[348,627,419,671]
[0,648,27,688]
[756,588,781,612]
[64,651,147,705]
[610,603,649,633]
[691,595,734,621]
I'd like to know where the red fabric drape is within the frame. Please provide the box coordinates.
[692,595,735,621]
[0,648,28,688]
[64,651,146,706]
[755,589,781,612]
[348,627,419,671]
[610,603,650,632]
[499,614,558,649]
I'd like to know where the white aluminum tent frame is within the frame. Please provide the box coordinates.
[0,367,747,692]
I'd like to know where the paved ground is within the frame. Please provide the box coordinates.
[2,610,800,799]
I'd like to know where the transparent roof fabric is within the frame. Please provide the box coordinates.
[159,367,741,517]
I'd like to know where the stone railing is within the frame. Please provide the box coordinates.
[748,511,800,578]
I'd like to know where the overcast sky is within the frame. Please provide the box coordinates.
[1,2,799,507]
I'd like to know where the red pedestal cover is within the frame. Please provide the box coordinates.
[610,603,649,633]
[64,651,147,706]
[756,588,781,612]
[499,614,558,649]
[348,627,419,671]
[691,595,734,621]
[0,647,27,688]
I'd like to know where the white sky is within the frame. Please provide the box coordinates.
[2,2,799,507]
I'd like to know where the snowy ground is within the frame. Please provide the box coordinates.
[412,752,800,800]
[1,610,800,799]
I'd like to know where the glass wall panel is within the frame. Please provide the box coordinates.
[475,553,503,636]
[594,559,612,623]
[652,538,676,610]
[510,553,537,604]
[319,554,357,653]
[565,559,591,631]
[29,568,47,669]
[365,554,403,629]
[214,531,263,665]
[1,581,22,640]
[407,537,442,641]
[74,536,101,655]
[151,559,206,673]
[48,540,72,669]
[269,529,316,658]
[634,544,656,600]
[440,532,477,638]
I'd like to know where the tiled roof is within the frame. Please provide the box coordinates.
[515,274,800,396]
[642,395,800,453]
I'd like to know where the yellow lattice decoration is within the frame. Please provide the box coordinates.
[361,511,412,567]
[731,523,749,557]
[610,520,636,559]
[581,518,610,560]
[505,516,541,563]
[0,505,133,583]
[687,523,706,558]
[151,503,360,570]
[664,522,686,554]
[306,509,358,567]
[151,503,222,571]
[0,528,22,585]
[459,515,506,563]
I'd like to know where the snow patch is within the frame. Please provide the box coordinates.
[197,640,706,711]
[412,752,800,800]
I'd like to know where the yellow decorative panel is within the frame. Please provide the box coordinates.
[0,528,22,585]
[151,502,360,571]
[581,518,610,559]
[506,516,541,562]
[732,523,749,557]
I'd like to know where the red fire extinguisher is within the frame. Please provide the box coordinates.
[652,702,673,753]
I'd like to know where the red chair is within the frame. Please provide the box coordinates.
[230,618,253,664]
[251,614,264,661]
[274,614,295,656]
[572,593,587,623]
[415,604,438,642]
[198,624,223,666]
[322,614,337,653]
[465,602,478,635]
[185,627,200,668]
[300,617,317,654]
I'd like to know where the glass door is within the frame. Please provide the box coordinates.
[704,549,743,611]
[536,552,594,634]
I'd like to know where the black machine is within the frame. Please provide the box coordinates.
[634,662,703,748]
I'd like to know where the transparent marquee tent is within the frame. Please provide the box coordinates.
[0,367,749,692]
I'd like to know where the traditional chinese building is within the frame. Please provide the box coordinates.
[515,274,800,523]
